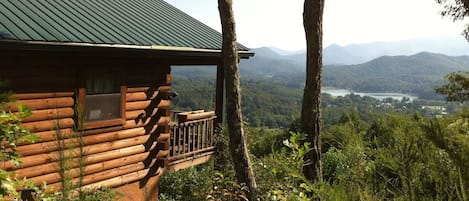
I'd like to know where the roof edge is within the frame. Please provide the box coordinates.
[0,40,254,59]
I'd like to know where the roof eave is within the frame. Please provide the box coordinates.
[0,40,254,60]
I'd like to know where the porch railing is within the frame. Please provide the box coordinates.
[169,111,216,162]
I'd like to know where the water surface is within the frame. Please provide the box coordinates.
[322,89,417,101]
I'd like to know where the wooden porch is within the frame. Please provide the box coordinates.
[167,111,217,172]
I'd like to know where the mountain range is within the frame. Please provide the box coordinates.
[261,35,469,66]
[323,36,469,65]
[323,52,469,99]
[173,36,469,99]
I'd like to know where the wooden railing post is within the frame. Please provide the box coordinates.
[168,113,216,165]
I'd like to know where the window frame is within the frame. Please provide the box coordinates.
[78,71,127,130]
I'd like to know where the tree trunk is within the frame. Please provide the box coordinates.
[301,0,324,183]
[217,1,258,200]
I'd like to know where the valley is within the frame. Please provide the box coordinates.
[171,38,469,128]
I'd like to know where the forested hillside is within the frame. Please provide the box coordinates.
[162,94,469,201]
[166,47,469,200]
[322,36,469,65]
[323,52,469,99]
[170,77,302,128]
[171,49,469,127]
[170,76,462,128]
[235,48,469,100]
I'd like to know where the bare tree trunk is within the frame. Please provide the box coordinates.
[301,0,324,183]
[217,0,258,200]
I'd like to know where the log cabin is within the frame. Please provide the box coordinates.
[0,0,253,200]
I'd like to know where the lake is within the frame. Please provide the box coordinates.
[322,89,418,101]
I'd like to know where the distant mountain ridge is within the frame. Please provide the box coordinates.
[324,36,469,65]
[173,37,469,99]
[236,47,469,98]
[238,47,304,78]
[323,52,469,99]
[263,35,469,65]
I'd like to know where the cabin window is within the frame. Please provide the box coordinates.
[79,71,126,129]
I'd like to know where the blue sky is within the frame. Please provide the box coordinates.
[165,0,468,51]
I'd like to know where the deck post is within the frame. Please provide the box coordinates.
[215,63,224,125]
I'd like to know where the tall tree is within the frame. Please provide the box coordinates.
[217,0,258,200]
[301,0,324,183]
[436,71,469,102]
[437,0,469,40]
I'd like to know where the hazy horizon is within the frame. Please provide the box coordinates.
[164,0,468,51]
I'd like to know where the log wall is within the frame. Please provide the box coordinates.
[0,52,172,200]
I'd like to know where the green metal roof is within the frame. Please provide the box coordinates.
[0,0,249,51]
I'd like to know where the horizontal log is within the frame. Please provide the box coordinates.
[22,118,74,133]
[18,120,167,146]
[31,148,168,186]
[17,129,73,145]
[84,142,153,165]
[11,92,74,100]
[158,133,170,141]
[14,141,160,179]
[4,97,74,112]
[5,135,157,170]
[126,85,171,93]
[21,108,74,123]
[16,127,149,157]
[124,116,170,129]
[15,136,169,178]
[126,100,150,111]
[45,158,164,192]
[126,108,160,120]
[28,154,149,186]
[125,100,170,111]
[81,115,170,136]
[82,165,162,190]
[43,163,145,189]
[126,91,159,102]
[81,163,146,186]
[177,111,215,122]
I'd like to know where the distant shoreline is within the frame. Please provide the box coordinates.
[322,88,417,101]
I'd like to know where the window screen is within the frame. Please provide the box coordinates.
[84,78,122,122]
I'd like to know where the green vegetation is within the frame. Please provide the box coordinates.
[237,49,469,100]
[161,105,469,200]
[171,77,302,128]
[172,55,469,129]
[323,53,469,99]
[436,71,469,102]
[171,75,463,128]
[163,70,469,200]
[0,86,39,199]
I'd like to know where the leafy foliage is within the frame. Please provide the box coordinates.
[323,52,469,100]
[159,130,248,201]
[437,0,469,40]
[166,69,469,200]
[171,77,301,128]
[160,107,469,200]
[0,93,38,166]
[0,87,39,199]
[436,71,469,102]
